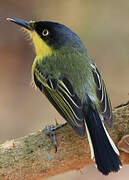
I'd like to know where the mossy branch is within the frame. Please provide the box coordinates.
[0,102,129,180]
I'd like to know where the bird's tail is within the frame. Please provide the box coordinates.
[84,104,122,175]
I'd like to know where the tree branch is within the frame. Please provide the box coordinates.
[0,102,129,180]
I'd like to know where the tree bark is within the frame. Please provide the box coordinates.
[0,102,129,180]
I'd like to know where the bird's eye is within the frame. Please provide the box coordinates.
[42,29,49,36]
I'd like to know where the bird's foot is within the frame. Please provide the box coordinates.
[45,122,67,152]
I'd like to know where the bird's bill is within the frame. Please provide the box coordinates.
[6,17,33,31]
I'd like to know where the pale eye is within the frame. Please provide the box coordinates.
[42,29,49,36]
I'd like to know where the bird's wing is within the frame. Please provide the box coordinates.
[34,72,85,136]
[90,63,113,128]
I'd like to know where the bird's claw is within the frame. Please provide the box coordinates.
[45,122,67,152]
[45,125,57,152]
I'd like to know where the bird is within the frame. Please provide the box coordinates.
[7,17,122,175]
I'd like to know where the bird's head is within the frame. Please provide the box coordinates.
[7,18,86,58]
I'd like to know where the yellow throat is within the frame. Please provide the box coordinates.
[24,28,54,58]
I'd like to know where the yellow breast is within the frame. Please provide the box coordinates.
[24,28,55,84]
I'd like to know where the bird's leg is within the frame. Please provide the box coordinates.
[45,122,67,152]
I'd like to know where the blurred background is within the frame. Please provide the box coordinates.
[0,0,129,179]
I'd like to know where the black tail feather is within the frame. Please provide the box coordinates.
[84,105,122,175]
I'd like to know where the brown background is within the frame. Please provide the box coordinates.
[0,0,129,179]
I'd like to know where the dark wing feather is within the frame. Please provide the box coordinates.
[34,73,85,136]
[91,63,113,128]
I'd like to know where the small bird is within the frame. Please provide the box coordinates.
[7,17,122,175]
